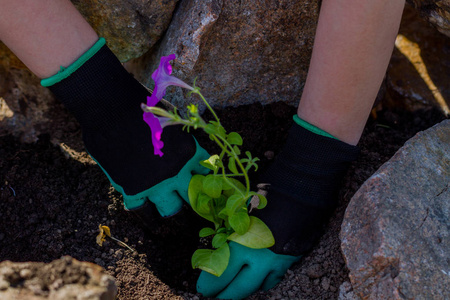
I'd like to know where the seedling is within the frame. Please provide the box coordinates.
[96,224,136,253]
[142,54,274,277]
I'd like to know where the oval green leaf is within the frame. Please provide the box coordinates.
[212,233,228,249]
[191,243,230,277]
[197,192,212,215]
[228,216,274,249]
[188,174,205,208]
[203,174,223,198]
[225,194,245,215]
[228,157,239,175]
[199,227,216,238]
[227,132,243,146]
[229,211,250,235]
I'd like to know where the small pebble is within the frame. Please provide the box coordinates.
[321,277,330,291]
[19,269,32,279]
[306,264,325,279]
[0,233,4,241]
[0,279,9,290]
[94,258,105,267]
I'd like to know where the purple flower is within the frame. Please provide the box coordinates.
[143,54,193,156]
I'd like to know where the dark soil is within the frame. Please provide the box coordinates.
[0,95,447,299]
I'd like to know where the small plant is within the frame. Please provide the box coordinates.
[141,54,274,277]
[96,224,136,253]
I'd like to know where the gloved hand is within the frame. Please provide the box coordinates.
[196,116,360,299]
[197,242,299,299]
[41,37,210,218]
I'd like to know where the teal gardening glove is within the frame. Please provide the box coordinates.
[41,37,210,220]
[196,116,360,299]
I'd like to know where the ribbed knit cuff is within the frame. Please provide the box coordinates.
[293,114,337,140]
[43,40,150,132]
[41,38,106,87]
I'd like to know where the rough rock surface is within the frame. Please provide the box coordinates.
[0,67,56,143]
[340,119,450,300]
[407,0,450,37]
[127,0,319,111]
[0,256,117,300]
[72,0,179,62]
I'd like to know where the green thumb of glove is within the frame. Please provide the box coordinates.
[197,242,300,299]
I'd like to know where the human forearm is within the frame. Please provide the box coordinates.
[0,0,98,78]
[298,0,405,145]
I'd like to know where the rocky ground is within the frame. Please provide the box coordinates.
[0,101,447,299]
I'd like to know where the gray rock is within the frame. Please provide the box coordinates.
[338,281,359,300]
[341,120,450,300]
[407,0,450,37]
[0,256,117,300]
[127,0,319,111]
[72,0,179,62]
[0,67,55,143]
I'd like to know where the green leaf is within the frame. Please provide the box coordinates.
[221,176,233,190]
[189,175,217,223]
[211,121,226,140]
[218,207,229,219]
[212,233,228,248]
[199,227,216,238]
[227,132,243,146]
[217,227,227,234]
[203,174,223,198]
[225,194,245,215]
[205,124,216,135]
[242,151,260,171]
[191,243,230,277]
[228,216,274,249]
[214,195,227,212]
[197,192,212,215]
[248,192,268,210]
[229,210,250,235]
[222,178,246,196]
[228,157,239,175]
[200,155,220,171]
[188,175,205,208]
[256,193,267,209]
[232,145,241,156]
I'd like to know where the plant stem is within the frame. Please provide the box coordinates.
[216,135,251,195]
[195,90,221,125]
[109,236,136,253]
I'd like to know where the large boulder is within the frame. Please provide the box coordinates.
[340,119,450,299]
[127,0,319,111]
[407,0,450,37]
[72,0,179,62]
[0,256,117,300]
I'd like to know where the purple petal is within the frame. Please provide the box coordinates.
[143,112,164,157]
[144,54,194,157]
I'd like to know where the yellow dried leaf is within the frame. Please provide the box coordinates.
[101,225,111,237]
[96,224,111,246]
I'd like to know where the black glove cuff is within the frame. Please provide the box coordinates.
[261,121,359,209]
[254,121,359,255]
[47,44,149,132]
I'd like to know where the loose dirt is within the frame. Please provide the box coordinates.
[0,99,447,299]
